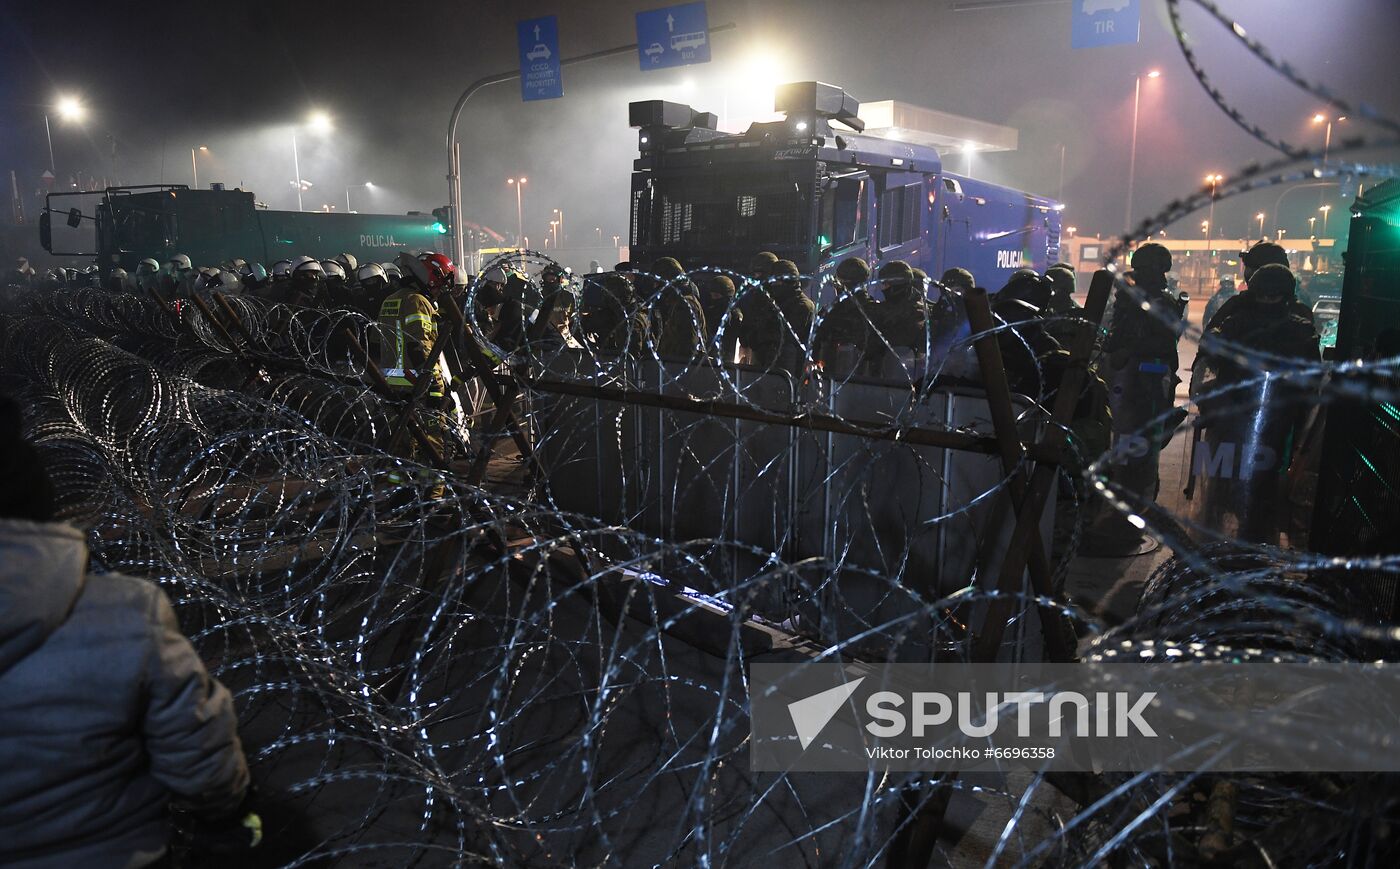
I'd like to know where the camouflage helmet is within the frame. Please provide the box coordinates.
[877,260,914,283]
[940,268,975,292]
[750,251,779,275]
[651,257,685,279]
[835,256,870,286]
[770,259,801,278]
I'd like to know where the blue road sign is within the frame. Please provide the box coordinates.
[1072,0,1140,49]
[518,16,562,101]
[636,2,712,71]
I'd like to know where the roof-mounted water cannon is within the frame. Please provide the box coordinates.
[628,100,721,153]
[774,81,865,137]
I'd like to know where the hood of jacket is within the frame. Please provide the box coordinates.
[0,519,88,677]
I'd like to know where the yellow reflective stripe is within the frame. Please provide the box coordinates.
[404,313,432,325]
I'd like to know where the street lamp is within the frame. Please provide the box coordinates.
[549,219,559,248]
[1066,226,1078,238]
[1124,69,1162,233]
[553,208,565,246]
[1311,113,1347,167]
[190,145,208,189]
[1309,216,1316,237]
[292,110,332,212]
[507,177,526,247]
[1255,212,1266,238]
[1319,204,1332,236]
[45,94,87,176]
[346,181,373,213]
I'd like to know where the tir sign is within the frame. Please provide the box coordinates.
[1072,0,1141,49]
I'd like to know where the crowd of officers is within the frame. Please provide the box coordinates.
[6,239,1323,541]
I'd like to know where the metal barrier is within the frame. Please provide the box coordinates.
[531,349,1054,643]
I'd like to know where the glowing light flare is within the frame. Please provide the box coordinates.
[55,95,85,121]
[307,111,333,133]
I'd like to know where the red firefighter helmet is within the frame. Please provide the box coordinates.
[419,252,456,290]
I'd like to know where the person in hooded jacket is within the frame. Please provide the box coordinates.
[0,394,256,869]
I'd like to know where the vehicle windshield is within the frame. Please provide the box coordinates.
[108,201,174,253]
[632,168,812,253]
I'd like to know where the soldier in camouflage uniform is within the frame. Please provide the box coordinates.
[873,260,930,360]
[648,257,707,360]
[815,257,883,377]
[739,259,815,380]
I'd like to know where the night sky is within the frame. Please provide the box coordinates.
[2,0,1396,252]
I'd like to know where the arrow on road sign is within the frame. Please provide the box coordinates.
[666,13,674,31]
[534,24,540,40]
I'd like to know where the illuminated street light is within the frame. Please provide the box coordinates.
[1311,113,1347,167]
[1309,216,1316,236]
[45,94,87,175]
[190,145,209,189]
[291,110,333,211]
[1125,70,1163,232]
[346,181,373,213]
[1319,204,1332,236]
[507,177,527,247]
[1066,226,1078,238]
[1255,212,1266,237]
[56,96,85,122]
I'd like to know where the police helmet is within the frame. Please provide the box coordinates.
[138,258,161,275]
[1242,241,1289,277]
[321,260,346,281]
[481,265,509,285]
[271,259,294,280]
[356,262,387,285]
[292,258,324,279]
[1247,263,1296,302]
[1130,243,1172,275]
[168,253,192,271]
[335,252,358,274]
[240,262,269,284]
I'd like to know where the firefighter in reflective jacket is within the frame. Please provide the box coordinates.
[378,253,455,473]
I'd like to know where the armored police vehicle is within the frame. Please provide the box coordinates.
[628,81,1061,298]
[40,184,457,274]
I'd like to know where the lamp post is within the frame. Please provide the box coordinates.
[45,95,86,177]
[190,146,208,189]
[292,111,333,212]
[1255,212,1266,238]
[553,208,564,246]
[346,181,373,213]
[1311,113,1347,168]
[1319,205,1332,236]
[1309,216,1316,237]
[507,177,526,247]
[1124,69,1161,233]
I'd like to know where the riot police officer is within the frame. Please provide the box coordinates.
[1089,242,1184,552]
